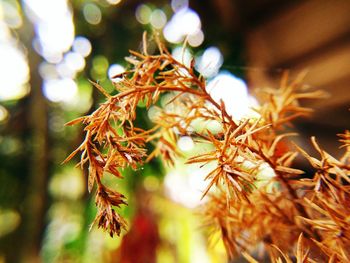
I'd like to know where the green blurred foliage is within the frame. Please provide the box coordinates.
[0,0,244,262]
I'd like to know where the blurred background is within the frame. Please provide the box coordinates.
[0,0,349,262]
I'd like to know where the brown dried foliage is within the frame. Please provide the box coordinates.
[65,34,350,261]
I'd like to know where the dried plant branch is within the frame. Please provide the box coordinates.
[65,34,350,261]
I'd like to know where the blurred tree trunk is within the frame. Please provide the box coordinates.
[18,16,50,263]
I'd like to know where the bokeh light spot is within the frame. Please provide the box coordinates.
[64,51,85,72]
[143,176,160,192]
[106,0,122,5]
[72,36,92,57]
[163,8,202,45]
[0,105,9,123]
[176,8,200,35]
[39,62,59,80]
[24,0,75,61]
[196,46,223,78]
[0,209,21,237]
[56,61,76,79]
[135,4,152,24]
[0,43,30,101]
[43,78,78,103]
[172,46,192,67]
[1,1,22,28]
[177,136,194,152]
[206,71,250,120]
[49,169,85,199]
[163,22,183,43]
[171,0,189,12]
[150,9,167,29]
[92,55,109,77]
[23,0,68,22]
[188,29,204,47]
[108,64,125,82]
[83,3,102,25]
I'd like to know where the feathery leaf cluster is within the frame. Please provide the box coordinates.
[65,34,350,261]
